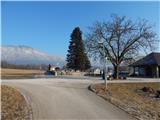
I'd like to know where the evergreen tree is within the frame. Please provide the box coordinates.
[66,27,91,71]
[84,53,91,70]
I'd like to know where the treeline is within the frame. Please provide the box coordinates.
[1,60,48,70]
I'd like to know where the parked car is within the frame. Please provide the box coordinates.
[118,72,129,79]
[107,71,128,80]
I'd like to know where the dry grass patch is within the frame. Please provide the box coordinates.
[1,68,44,79]
[1,85,32,120]
[90,82,160,120]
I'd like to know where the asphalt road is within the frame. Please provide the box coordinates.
[2,78,135,120]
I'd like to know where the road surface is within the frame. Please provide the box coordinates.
[2,78,135,120]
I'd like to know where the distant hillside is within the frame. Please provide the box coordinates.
[1,45,65,66]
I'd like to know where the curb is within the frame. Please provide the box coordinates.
[88,84,96,93]
[88,84,139,120]
[19,90,33,120]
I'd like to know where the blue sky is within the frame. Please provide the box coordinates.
[2,1,160,57]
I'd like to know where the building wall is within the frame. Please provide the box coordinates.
[139,67,145,76]
[137,66,159,78]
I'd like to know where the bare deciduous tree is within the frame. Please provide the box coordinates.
[85,15,157,79]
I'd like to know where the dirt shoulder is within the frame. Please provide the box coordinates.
[89,82,160,120]
[1,85,32,120]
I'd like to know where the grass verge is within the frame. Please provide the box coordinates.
[89,82,160,120]
[1,85,32,120]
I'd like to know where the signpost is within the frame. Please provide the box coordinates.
[98,41,108,89]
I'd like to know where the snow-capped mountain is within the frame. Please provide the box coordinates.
[1,45,65,66]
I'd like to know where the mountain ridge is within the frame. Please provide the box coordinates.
[1,45,65,66]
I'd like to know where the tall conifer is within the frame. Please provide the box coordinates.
[66,27,91,71]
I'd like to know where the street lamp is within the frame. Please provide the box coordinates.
[98,41,107,88]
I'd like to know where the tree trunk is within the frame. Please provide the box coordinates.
[114,65,120,80]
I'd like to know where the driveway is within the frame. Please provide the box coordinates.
[2,78,135,120]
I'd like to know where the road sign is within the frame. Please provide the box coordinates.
[105,57,110,64]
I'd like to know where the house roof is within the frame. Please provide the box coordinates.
[130,52,160,66]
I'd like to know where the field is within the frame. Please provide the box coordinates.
[1,85,32,120]
[1,68,44,79]
[90,82,160,120]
